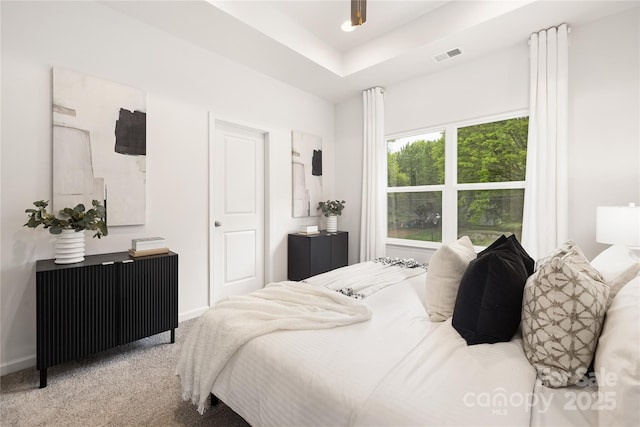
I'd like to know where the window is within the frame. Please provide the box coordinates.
[387,113,528,248]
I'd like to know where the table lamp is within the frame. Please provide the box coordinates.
[596,203,640,259]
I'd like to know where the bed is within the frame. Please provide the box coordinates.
[177,238,640,427]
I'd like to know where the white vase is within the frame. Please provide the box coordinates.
[326,215,338,233]
[55,229,86,264]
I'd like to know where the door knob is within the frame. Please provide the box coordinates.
[214,221,222,227]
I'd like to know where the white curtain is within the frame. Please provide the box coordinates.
[522,24,569,260]
[360,87,386,261]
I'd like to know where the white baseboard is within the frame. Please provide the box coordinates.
[1,354,36,376]
[178,306,209,323]
[1,306,211,377]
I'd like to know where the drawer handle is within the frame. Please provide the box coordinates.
[122,260,134,264]
[101,261,114,266]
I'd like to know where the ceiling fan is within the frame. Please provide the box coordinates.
[351,0,367,26]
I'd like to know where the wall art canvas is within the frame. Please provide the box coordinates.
[292,130,322,217]
[52,68,146,226]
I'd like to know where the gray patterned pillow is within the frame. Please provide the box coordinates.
[522,255,609,387]
[536,240,604,282]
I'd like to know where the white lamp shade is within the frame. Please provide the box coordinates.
[596,205,640,247]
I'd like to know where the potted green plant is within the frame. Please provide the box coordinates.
[24,200,108,264]
[317,200,345,232]
[25,200,108,238]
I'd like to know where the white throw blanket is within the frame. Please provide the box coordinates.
[176,281,372,414]
[305,259,427,299]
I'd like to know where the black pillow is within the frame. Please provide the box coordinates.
[478,234,534,275]
[477,234,508,256]
[452,235,532,345]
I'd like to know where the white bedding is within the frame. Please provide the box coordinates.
[187,256,631,427]
[211,264,540,427]
[212,272,433,426]
[351,320,537,426]
[177,281,372,413]
[529,380,599,427]
[172,236,640,427]
[304,259,428,298]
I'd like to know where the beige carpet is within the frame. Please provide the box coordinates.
[0,319,250,426]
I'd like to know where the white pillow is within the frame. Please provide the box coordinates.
[606,263,640,307]
[425,236,475,322]
[590,244,640,306]
[591,244,639,283]
[594,276,640,427]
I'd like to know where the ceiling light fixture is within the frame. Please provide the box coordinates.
[351,0,367,27]
[341,20,356,32]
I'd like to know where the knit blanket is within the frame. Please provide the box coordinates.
[305,258,428,299]
[176,281,372,414]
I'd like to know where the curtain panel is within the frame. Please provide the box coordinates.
[360,87,386,261]
[522,24,569,260]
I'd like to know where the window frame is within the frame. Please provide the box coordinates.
[386,109,528,250]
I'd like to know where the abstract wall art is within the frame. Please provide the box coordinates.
[52,68,146,226]
[291,130,322,217]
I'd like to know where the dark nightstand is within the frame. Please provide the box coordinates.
[287,231,348,281]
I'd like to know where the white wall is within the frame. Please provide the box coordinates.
[334,95,364,264]
[568,9,640,258]
[335,7,639,264]
[0,1,334,374]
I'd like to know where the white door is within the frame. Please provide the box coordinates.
[211,120,265,303]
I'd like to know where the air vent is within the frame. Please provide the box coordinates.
[433,48,463,63]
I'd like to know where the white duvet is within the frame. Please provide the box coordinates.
[351,318,537,426]
[212,270,434,426]
[179,261,558,426]
[208,265,541,427]
[176,281,372,414]
[177,260,427,414]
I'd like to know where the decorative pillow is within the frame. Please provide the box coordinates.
[425,236,476,322]
[606,262,640,307]
[590,244,639,283]
[452,235,531,345]
[537,240,604,282]
[521,255,609,387]
[479,234,535,276]
[594,277,640,427]
[477,234,508,256]
[589,244,640,307]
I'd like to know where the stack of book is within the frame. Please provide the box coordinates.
[299,225,319,235]
[129,237,169,257]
